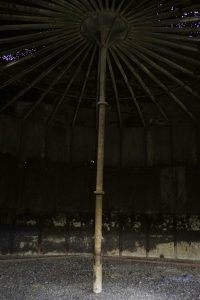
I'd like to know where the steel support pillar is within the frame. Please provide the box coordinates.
[93,44,107,294]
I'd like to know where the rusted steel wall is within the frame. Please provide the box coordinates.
[0,212,200,260]
[0,115,199,168]
[0,155,199,260]
[0,115,199,259]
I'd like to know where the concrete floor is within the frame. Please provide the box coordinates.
[0,256,200,300]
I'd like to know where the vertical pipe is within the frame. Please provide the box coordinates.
[93,44,107,294]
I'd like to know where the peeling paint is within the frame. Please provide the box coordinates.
[132,222,142,231]
[106,249,119,256]
[0,213,200,261]
[149,241,175,259]
[52,216,66,228]
[43,237,65,243]
[104,223,111,232]
[71,220,81,228]
[189,216,200,231]
[122,247,146,258]
[177,242,200,260]
[27,220,37,226]
[19,242,25,249]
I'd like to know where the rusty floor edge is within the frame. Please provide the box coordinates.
[0,254,200,268]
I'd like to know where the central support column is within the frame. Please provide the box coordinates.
[93,44,107,294]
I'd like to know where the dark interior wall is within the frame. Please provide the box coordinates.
[0,157,199,214]
[0,114,199,167]
[0,114,200,259]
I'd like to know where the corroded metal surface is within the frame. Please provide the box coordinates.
[0,211,200,261]
[0,0,200,294]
